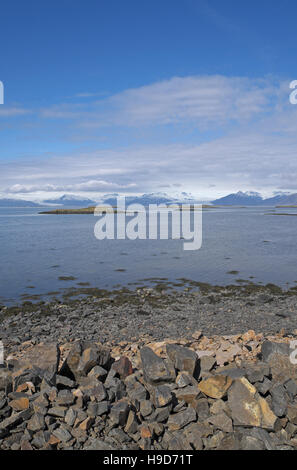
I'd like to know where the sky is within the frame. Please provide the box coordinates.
[1,0,297,201]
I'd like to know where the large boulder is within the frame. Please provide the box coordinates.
[166,344,199,377]
[60,342,111,380]
[198,375,232,399]
[140,347,175,385]
[228,377,277,430]
[261,341,289,363]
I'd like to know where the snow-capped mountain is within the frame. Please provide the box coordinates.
[43,194,97,207]
[212,191,264,205]
[212,191,297,206]
[102,192,198,206]
[0,198,42,208]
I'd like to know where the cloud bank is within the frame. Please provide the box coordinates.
[0,74,296,200]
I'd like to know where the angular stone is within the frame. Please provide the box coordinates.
[150,406,171,423]
[47,406,67,418]
[60,341,110,380]
[140,347,175,385]
[110,401,130,426]
[287,404,297,424]
[0,409,31,434]
[176,372,197,388]
[181,423,203,450]
[96,401,109,416]
[167,407,197,431]
[140,424,152,439]
[245,362,270,384]
[151,385,172,408]
[140,400,154,418]
[217,434,240,450]
[166,344,198,376]
[228,377,277,430]
[52,426,72,442]
[208,412,233,433]
[198,375,232,399]
[124,410,139,434]
[77,347,100,376]
[240,435,265,450]
[200,356,216,374]
[216,367,246,379]
[79,417,95,431]
[84,439,117,450]
[112,356,133,380]
[174,385,200,405]
[193,398,210,420]
[256,377,272,395]
[78,376,107,401]
[56,375,76,389]
[27,412,45,432]
[15,343,60,379]
[55,389,75,406]
[127,381,148,403]
[261,341,289,362]
[10,397,29,411]
[65,408,77,426]
[270,383,288,417]
[285,379,297,398]
[87,366,107,381]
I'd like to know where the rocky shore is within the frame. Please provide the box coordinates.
[0,285,297,451]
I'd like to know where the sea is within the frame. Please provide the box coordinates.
[1,205,297,304]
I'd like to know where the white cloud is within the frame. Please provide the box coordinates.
[40,75,282,130]
[1,74,297,200]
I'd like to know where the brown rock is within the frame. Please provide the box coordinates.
[79,417,95,431]
[10,397,30,411]
[140,425,152,439]
[112,356,133,380]
[198,375,232,399]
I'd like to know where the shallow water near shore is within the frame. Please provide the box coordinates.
[1,205,297,304]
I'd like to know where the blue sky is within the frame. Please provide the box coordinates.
[1,0,297,200]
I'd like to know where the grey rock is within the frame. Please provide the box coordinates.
[27,413,45,432]
[240,435,265,450]
[285,379,297,398]
[88,366,108,381]
[96,401,109,416]
[271,383,288,417]
[166,344,199,377]
[65,408,77,426]
[84,439,117,450]
[47,406,67,418]
[193,398,210,420]
[261,341,290,363]
[167,407,197,431]
[151,385,172,408]
[140,347,175,385]
[56,375,76,389]
[256,377,272,395]
[52,426,73,442]
[140,400,154,418]
[110,401,130,426]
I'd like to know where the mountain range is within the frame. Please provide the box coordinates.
[212,191,297,206]
[1,191,297,208]
[0,198,42,208]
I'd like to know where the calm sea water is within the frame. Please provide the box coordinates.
[1,206,297,304]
